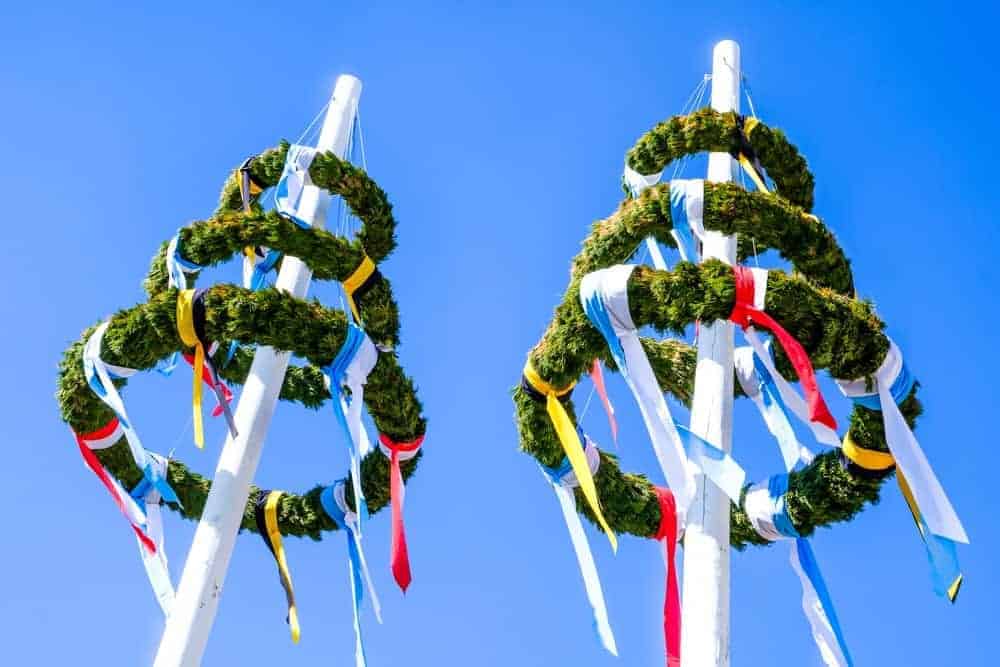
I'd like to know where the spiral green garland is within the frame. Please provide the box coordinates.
[514,108,914,547]
[57,141,425,539]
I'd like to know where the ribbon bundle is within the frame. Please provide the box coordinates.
[836,339,967,600]
[321,481,383,667]
[744,475,853,667]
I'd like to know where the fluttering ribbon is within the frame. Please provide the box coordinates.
[522,359,617,551]
[129,452,175,615]
[323,322,379,530]
[744,475,853,667]
[274,144,319,228]
[255,490,300,643]
[654,487,681,667]
[176,288,238,447]
[321,481,383,667]
[539,435,617,655]
[83,322,180,507]
[343,255,380,325]
[735,346,816,469]
[579,264,696,520]
[589,359,618,446]
[668,179,706,263]
[165,232,203,290]
[672,422,746,505]
[378,433,423,593]
[836,338,967,545]
[729,264,838,434]
[731,115,769,193]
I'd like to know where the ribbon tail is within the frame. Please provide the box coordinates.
[139,498,176,616]
[589,360,618,447]
[552,481,617,655]
[879,384,968,544]
[192,345,205,448]
[789,539,853,667]
[897,473,964,600]
[389,450,412,593]
[546,394,617,552]
[738,153,769,193]
[346,533,370,667]
[674,423,746,504]
[745,329,839,446]
[658,495,681,667]
[646,236,671,270]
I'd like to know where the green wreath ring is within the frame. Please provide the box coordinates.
[514,107,926,547]
[58,141,425,540]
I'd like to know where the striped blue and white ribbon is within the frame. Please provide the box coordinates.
[580,264,696,519]
[321,481,383,667]
[539,435,617,656]
[165,232,202,290]
[667,179,705,263]
[83,321,180,507]
[744,474,853,667]
[836,338,967,546]
[735,346,815,471]
[128,452,175,616]
[275,144,320,228]
[324,323,379,531]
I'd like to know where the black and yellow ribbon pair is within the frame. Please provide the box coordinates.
[177,288,210,448]
[732,115,769,194]
[343,255,381,324]
[841,432,963,602]
[255,490,301,643]
[522,359,617,551]
[237,156,267,263]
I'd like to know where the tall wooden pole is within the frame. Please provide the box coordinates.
[154,74,363,666]
[680,40,740,667]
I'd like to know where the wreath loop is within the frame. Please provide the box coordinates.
[58,141,425,540]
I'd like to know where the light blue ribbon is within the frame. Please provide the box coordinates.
[222,248,284,366]
[849,363,915,411]
[580,281,627,374]
[321,484,370,667]
[754,352,809,472]
[274,144,318,228]
[673,423,746,504]
[130,462,181,510]
[669,183,699,262]
[324,323,370,522]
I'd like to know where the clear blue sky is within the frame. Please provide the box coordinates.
[2,1,996,665]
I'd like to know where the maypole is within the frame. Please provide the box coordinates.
[681,39,740,667]
[154,74,362,666]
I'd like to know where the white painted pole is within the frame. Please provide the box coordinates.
[154,74,363,667]
[681,41,740,667]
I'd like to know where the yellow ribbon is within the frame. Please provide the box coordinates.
[736,116,769,193]
[343,255,376,323]
[176,289,205,448]
[523,359,617,552]
[259,491,301,643]
[842,432,962,601]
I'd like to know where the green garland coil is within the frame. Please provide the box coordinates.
[514,108,915,547]
[57,141,425,539]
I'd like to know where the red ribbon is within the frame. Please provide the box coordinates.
[655,487,681,667]
[74,419,156,553]
[729,265,837,431]
[379,432,424,593]
[589,359,618,447]
[182,352,233,417]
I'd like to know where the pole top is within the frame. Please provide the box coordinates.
[332,74,363,104]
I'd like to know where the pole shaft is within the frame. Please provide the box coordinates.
[680,40,740,667]
[154,74,363,667]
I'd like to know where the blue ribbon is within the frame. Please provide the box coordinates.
[324,323,370,521]
[753,352,809,472]
[321,484,370,667]
[848,362,915,411]
[580,282,627,374]
[274,145,317,229]
[221,248,284,366]
[673,423,746,504]
[669,183,699,262]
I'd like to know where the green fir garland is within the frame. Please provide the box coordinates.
[514,109,916,547]
[57,142,425,540]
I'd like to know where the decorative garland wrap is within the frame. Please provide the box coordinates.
[514,108,966,658]
[57,142,426,619]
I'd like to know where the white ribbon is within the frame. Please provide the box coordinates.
[668,178,706,263]
[333,482,383,624]
[138,453,175,616]
[579,265,696,521]
[541,438,617,655]
[275,145,319,226]
[836,339,968,544]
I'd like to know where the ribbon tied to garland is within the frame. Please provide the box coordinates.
[321,481,383,667]
[579,263,696,520]
[744,475,853,667]
[255,490,301,643]
[128,452,176,615]
[729,264,838,436]
[378,433,423,593]
[176,288,238,447]
[324,322,379,532]
[836,338,967,600]
[539,435,617,655]
[654,487,681,667]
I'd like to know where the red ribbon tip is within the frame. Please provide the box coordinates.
[655,487,681,667]
[589,359,618,446]
[379,433,424,593]
[729,265,837,432]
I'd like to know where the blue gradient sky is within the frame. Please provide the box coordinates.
[2,2,997,665]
